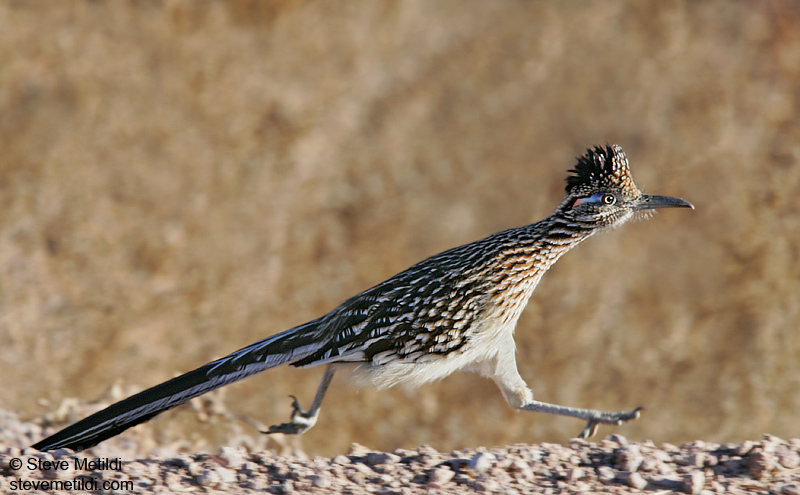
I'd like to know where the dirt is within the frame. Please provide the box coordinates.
[2,0,800,458]
[2,409,799,494]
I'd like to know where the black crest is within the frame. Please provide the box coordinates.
[565,144,637,195]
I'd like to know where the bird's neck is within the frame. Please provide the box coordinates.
[485,216,595,325]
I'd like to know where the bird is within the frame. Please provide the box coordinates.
[32,144,693,452]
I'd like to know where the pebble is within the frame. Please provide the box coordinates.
[474,476,499,492]
[683,471,705,494]
[187,461,204,476]
[309,474,331,488]
[616,445,643,472]
[639,456,659,472]
[781,483,800,495]
[649,475,682,489]
[566,467,583,482]
[617,471,648,490]
[367,452,402,466]
[469,452,496,473]
[215,465,238,483]
[218,446,247,469]
[4,409,800,495]
[351,462,376,476]
[50,448,74,459]
[748,449,775,480]
[737,440,755,456]
[596,465,616,483]
[687,452,706,467]
[778,447,800,469]
[608,434,629,446]
[428,467,455,485]
[509,458,534,480]
[195,468,220,487]
[347,443,371,456]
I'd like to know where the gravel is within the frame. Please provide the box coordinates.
[3,409,799,494]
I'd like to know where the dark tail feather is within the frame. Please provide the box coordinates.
[32,364,227,452]
[32,320,324,452]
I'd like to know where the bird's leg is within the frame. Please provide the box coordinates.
[262,365,336,435]
[486,338,643,438]
[520,400,644,439]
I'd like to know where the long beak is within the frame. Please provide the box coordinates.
[634,194,695,211]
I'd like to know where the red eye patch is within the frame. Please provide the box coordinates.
[570,193,604,209]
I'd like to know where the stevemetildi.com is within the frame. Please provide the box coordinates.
[6,456,134,492]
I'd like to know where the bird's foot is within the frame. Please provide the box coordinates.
[260,395,319,435]
[577,406,645,439]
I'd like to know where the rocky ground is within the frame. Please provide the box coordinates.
[2,410,799,494]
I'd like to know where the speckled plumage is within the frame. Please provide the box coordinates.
[33,144,693,452]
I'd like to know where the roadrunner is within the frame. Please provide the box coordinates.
[33,144,693,452]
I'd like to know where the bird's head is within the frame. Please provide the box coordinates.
[557,144,693,230]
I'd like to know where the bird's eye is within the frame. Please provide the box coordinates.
[569,192,618,209]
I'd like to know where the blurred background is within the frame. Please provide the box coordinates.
[1,1,799,457]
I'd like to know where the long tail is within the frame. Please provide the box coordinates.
[32,319,325,452]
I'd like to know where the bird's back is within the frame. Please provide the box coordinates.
[289,218,590,389]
